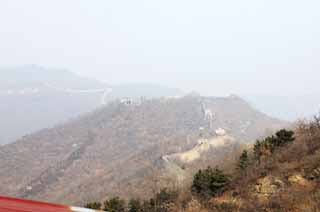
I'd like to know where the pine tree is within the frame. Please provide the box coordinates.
[104,197,126,212]
[253,129,295,163]
[275,129,295,146]
[192,166,229,197]
[128,198,142,212]
[84,202,101,210]
[237,150,249,171]
[254,140,262,162]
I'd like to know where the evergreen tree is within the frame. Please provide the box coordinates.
[264,136,277,153]
[104,197,126,212]
[84,202,101,210]
[253,129,295,163]
[275,129,295,146]
[141,200,153,212]
[237,150,249,171]
[128,198,142,212]
[155,189,178,212]
[254,140,262,162]
[156,189,178,205]
[192,166,229,197]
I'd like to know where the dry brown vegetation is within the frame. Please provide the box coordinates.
[85,115,320,211]
[185,115,320,212]
[0,96,286,206]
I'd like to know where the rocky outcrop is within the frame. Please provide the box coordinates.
[253,176,285,200]
[288,174,310,187]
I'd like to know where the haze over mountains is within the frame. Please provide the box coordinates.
[0,65,183,145]
[1,65,319,146]
[0,94,286,205]
[0,65,306,208]
[244,94,320,121]
[1,1,319,210]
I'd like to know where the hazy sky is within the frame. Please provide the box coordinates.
[1,0,319,96]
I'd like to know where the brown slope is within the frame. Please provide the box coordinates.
[201,118,320,212]
[0,96,286,205]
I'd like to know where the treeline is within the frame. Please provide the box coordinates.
[85,129,295,212]
[253,129,295,162]
[85,189,178,212]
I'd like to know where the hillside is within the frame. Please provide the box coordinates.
[0,95,285,205]
[177,116,320,212]
[0,65,183,145]
[0,65,109,145]
[82,117,320,212]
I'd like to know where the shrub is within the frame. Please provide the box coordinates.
[84,202,102,210]
[128,198,142,212]
[103,197,126,212]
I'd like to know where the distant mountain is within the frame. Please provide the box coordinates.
[109,83,183,99]
[243,94,320,121]
[0,64,108,90]
[0,65,183,145]
[0,95,286,205]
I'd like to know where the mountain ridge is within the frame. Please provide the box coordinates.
[0,65,183,145]
[0,95,286,205]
